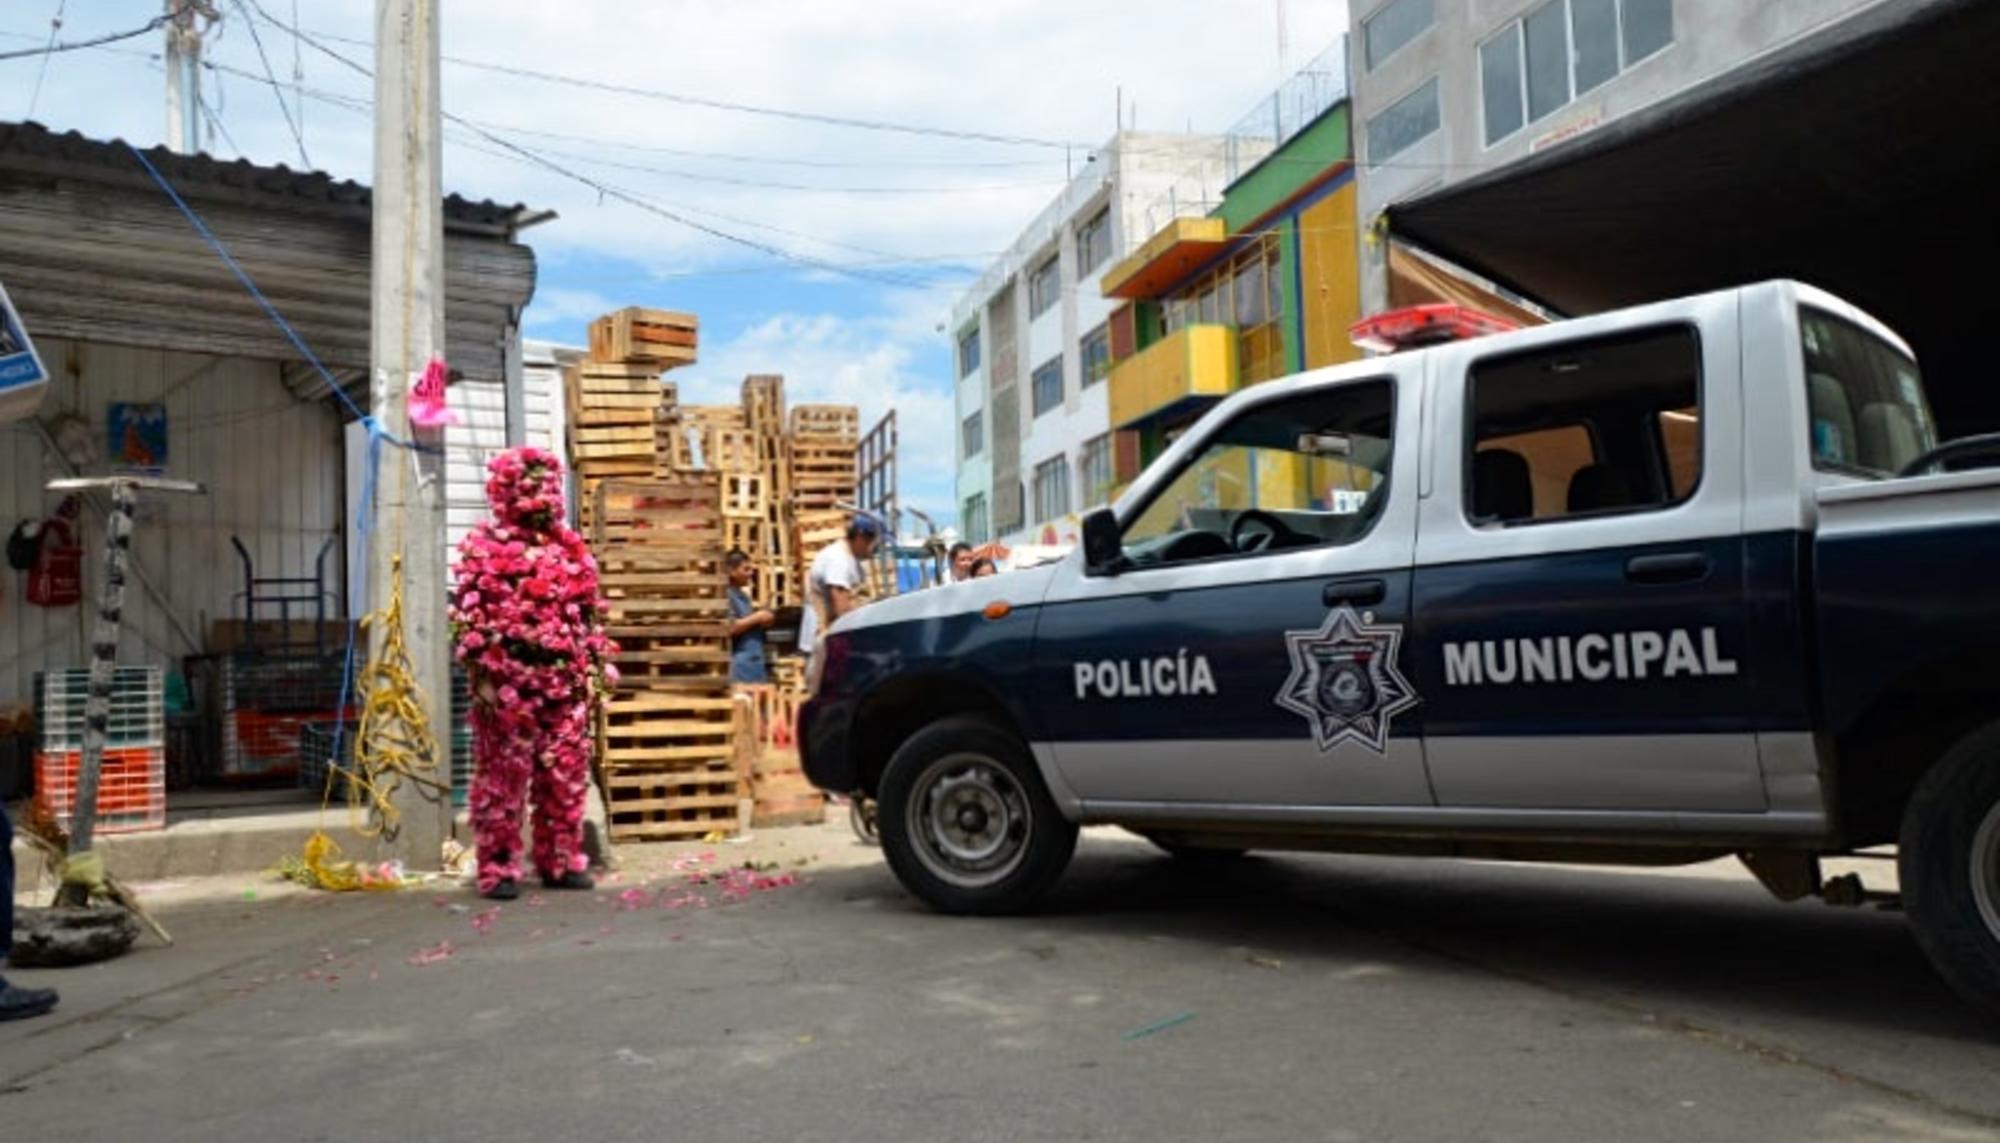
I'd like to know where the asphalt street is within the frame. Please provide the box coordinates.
[4,823,1998,1142]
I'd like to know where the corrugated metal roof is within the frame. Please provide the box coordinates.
[0,120,541,235]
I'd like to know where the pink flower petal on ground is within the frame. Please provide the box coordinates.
[408,940,455,966]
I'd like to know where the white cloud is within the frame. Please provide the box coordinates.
[674,292,961,516]
[19,0,1351,274]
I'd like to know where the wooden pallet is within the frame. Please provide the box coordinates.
[742,374,786,435]
[589,478,722,549]
[588,307,699,369]
[604,764,742,841]
[789,405,858,441]
[600,691,740,766]
[794,510,848,555]
[719,471,768,518]
[704,427,761,474]
[769,656,806,694]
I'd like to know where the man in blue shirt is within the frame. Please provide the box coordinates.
[726,548,774,684]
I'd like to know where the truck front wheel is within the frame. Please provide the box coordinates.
[1900,722,2000,1019]
[877,716,1077,915]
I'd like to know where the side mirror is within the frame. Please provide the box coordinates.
[1081,507,1123,576]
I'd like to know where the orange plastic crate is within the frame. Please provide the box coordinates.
[34,746,167,834]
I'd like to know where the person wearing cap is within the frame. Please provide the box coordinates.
[800,515,880,681]
[725,548,775,684]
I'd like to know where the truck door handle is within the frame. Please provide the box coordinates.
[1625,552,1710,584]
[1323,578,1387,607]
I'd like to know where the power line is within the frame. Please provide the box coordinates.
[24,0,66,119]
[195,87,243,157]
[226,0,309,167]
[198,50,996,280]
[467,136,1064,197]
[239,1,1089,152]
[0,12,168,62]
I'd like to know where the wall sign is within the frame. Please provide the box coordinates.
[0,281,48,425]
[109,402,169,473]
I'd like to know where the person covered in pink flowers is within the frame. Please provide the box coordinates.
[449,447,617,900]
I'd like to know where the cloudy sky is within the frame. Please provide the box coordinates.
[4,0,1350,518]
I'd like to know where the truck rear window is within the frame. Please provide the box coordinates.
[1801,308,1935,477]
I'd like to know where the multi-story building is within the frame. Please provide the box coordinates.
[951,132,1233,552]
[1348,0,1891,315]
[1098,39,1366,487]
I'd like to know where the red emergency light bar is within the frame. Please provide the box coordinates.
[1349,304,1519,354]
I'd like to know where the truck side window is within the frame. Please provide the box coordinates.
[1122,380,1395,568]
[1465,326,1701,526]
[1800,309,1935,477]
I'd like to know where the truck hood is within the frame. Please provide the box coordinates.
[831,559,1065,635]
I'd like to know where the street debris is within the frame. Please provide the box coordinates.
[407,940,455,966]
[1122,1012,1196,1041]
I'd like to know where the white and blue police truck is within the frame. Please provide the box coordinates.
[800,281,2000,1017]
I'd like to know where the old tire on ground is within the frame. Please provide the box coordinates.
[1900,721,2000,1020]
[877,716,1076,915]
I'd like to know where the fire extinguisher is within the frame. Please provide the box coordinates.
[26,502,83,608]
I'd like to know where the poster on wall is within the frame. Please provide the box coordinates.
[0,281,49,425]
[109,402,169,473]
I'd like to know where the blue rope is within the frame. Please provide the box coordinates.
[122,140,407,447]
[121,141,435,784]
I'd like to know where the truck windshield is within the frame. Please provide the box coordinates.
[1802,308,1936,477]
[1121,380,1395,567]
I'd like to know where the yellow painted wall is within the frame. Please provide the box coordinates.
[1298,182,1364,371]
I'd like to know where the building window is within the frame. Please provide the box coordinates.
[1077,209,1113,278]
[1033,454,1071,524]
[1365,77,1439,168]
[957,326,981,377]
[1080,324,1111,387]
[961,493,988,545]
[1362,0,1434,70]
[962,410,983,458]
[1078,434,1113,505]
[1481,0,1675,146]
[1029,253,1061,318]
[1159,235,1285,382]
[1031,356,1064,417]
[1479,25,1526,145]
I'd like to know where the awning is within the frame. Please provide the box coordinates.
[1387,0,2000,436]
[1101,217,1230,300]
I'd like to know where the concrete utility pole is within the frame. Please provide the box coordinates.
[163,1,203,153]
[370,0,451,867]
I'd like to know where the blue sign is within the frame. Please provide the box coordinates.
[0,281,49,424]
[110,402,170,473]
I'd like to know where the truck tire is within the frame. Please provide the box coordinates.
[877,716,1077,915]
[1899,721,2000,1019]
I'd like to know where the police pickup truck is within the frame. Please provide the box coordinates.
[799,281,2000,1016]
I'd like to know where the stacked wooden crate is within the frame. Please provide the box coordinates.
[566,307,698,535]
[787,404,860,595]
[741,684,824,827]
[740,375,796,607]
[590,475,748,842]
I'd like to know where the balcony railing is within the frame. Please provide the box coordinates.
[1107,325,1239,431]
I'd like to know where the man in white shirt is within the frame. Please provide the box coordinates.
[801,515,882,680]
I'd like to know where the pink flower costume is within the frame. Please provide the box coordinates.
[449,448,617,898]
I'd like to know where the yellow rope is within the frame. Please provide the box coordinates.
[279,554,446,892]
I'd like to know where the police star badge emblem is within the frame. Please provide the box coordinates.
[1274,605,1420,754]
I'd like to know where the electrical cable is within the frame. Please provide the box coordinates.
[24,0,66,118]
[227,0,310,167]
[0,12,168,62]
[240,0,1089,151]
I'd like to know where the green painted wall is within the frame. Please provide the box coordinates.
[1214,105,1353,234]
[1279,217,1305,374]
